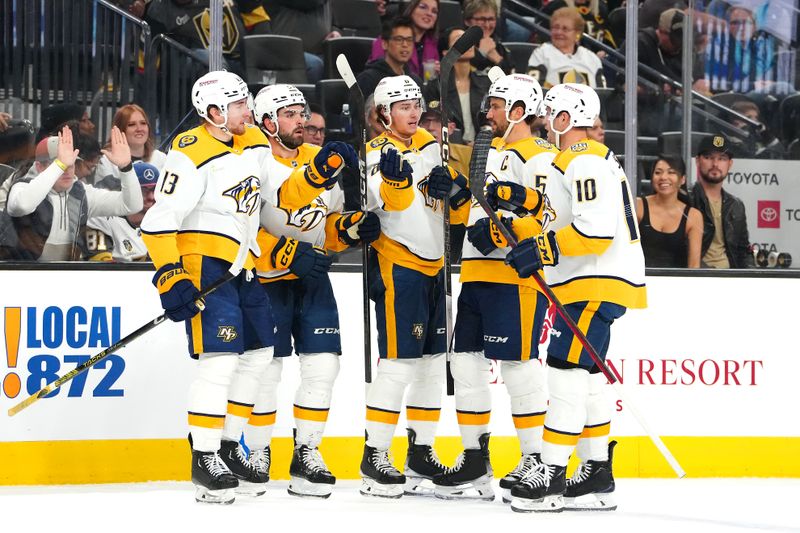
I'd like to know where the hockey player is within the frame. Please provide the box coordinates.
[217,84,379,499]
[141,70,353,504]
[432,74,558,502]
[504,83,646,512]
[359,75,470,498]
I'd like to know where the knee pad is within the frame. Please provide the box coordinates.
[196,352,239,388]
[298,352,340,392]
[260,357,283,387]
[413,352,446,386]
[374,358,416,388]
[451,351,491,393]
[236,346,274,379]
[548,365,590,406]
[500,360,545,398]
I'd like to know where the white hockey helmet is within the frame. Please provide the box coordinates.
[483,73,544,122]
[543,83,600,135]
[253,84,309,126]
[373,75,423,128]
[191,70,253,131]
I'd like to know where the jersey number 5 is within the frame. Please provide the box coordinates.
[160,171,179,195]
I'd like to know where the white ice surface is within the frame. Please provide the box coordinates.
[1,479,798,532]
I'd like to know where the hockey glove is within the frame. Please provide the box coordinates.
[306,141,359,190]
[336,211,381,246]
[427,165,471,209]
[271,236,333,280]
[505,231,559,278]
[467,216,514,256]
[152,263,203,322]
[486,181,543,217]
[379,147,413,190]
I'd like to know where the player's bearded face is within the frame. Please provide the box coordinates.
[485,98,508,137]
[277,105,306,149]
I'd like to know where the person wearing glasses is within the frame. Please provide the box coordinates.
[303,103,327,147]
[358,16,424,98]
[463,0,512,74]
[368,0,440,80]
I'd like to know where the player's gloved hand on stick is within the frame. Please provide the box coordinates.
[272,236,333,280]
[152,263,203,322]
[467,216,514,256]
[379,147,413,189]
[505,231,559,278]
[427,165,470,208]
[336,211,381,246]
[306,141,358,189]
[486,181,543,217]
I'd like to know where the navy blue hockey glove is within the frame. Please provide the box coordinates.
[467,216,514,256]
[505,231,559,278]
[152,263,203,322]
[271,236,333,280]
[336,211,381,246]
[427,165,470,209]
[378,147,413,189]
[307,141,358,189]
[486,181,543,217]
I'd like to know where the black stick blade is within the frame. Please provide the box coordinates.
[452,25,483,54]
[468,126,493,204]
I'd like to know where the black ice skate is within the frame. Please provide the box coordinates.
[564,440,618,511]
[219,439,268,497]
[191,449,239,504]
[432,433,494,501]
[248,446,271,483]
[499,453,541,503]
[288,443,336,499]
[404,428,447,496]
[360,444,406,499]
[509,462,567,513]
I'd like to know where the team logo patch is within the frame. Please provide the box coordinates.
[571,142,588,152]
[222,176,261,215]
[370,137,389,149]
[535,138,552,148]
[123,240,133,252]
[713,136,724,148]
[217,325,238,342]
[411,323,424,340]
[282,195,328,231]
[178,135,197,148]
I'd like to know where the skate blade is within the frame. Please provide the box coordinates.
[235,481,267,497]
[288,476,334,499]
[510,494,564,513]
[194,486,235,504]
[565,492,617,511]
[501,488,511,504]
[433,478,495,502]
[403,476,436,497]
[359,478,404,499]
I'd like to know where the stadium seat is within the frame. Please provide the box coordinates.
[317,79,350,118]
[608,7,626,46]
[438,0,464,30]
[243,35,308,85]
[787,138,800,159]
[659,131,713,156]
[604,129,625,155]
[322,37,374,79]
[295,84,319,106]
[778,93,800,144]
[503,42,539,74]
[332,0,382,37]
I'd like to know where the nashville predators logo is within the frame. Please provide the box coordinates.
[223,176,261,215]
[282,195,328,231]
[411,323,424,339]
[217,325,238,343]
[417,177,442,211]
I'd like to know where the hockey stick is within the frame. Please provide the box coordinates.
[7,216,253,417]
[336,53,372,384]
[439,25,483,396]
[468,126,686,478]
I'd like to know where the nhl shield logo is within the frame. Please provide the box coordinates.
[223,176,261,215]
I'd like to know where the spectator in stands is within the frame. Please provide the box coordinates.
[96,104,167,188]
[37,103,95,142]
[358,16,424,98]
[74,134,103,185]
[0,112,11,132]
[463,0,513,74]
[0,126,142,261]
[636,154,703,268]
[541,0,617,48]
[639,0,686,30]
[0,115,34,171]
[365,93,385,140]
[85,161,157,262]
[690,134,753,268]
[728,100,784,159]
[587,115,605,143]
[418,99,472,177]
[303,103,327,147]
[527,7,605,89]
[423,26,490,143]
[368,0,440,81]
[264,0,338,84]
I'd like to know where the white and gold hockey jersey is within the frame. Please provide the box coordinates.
[141,124,320,271]
[366,129,445,276]
[461,135,559,289]
[545,138,646,308]
[256,142,347,281]
[527,42,603,89]
[86,216,149,262]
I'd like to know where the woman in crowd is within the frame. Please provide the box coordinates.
[463,0,512,74]
[96,104,166,186]
[369,0,440,81]
[636,154,703,268]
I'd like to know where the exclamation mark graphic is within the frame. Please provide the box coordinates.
[4,307,21,398]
